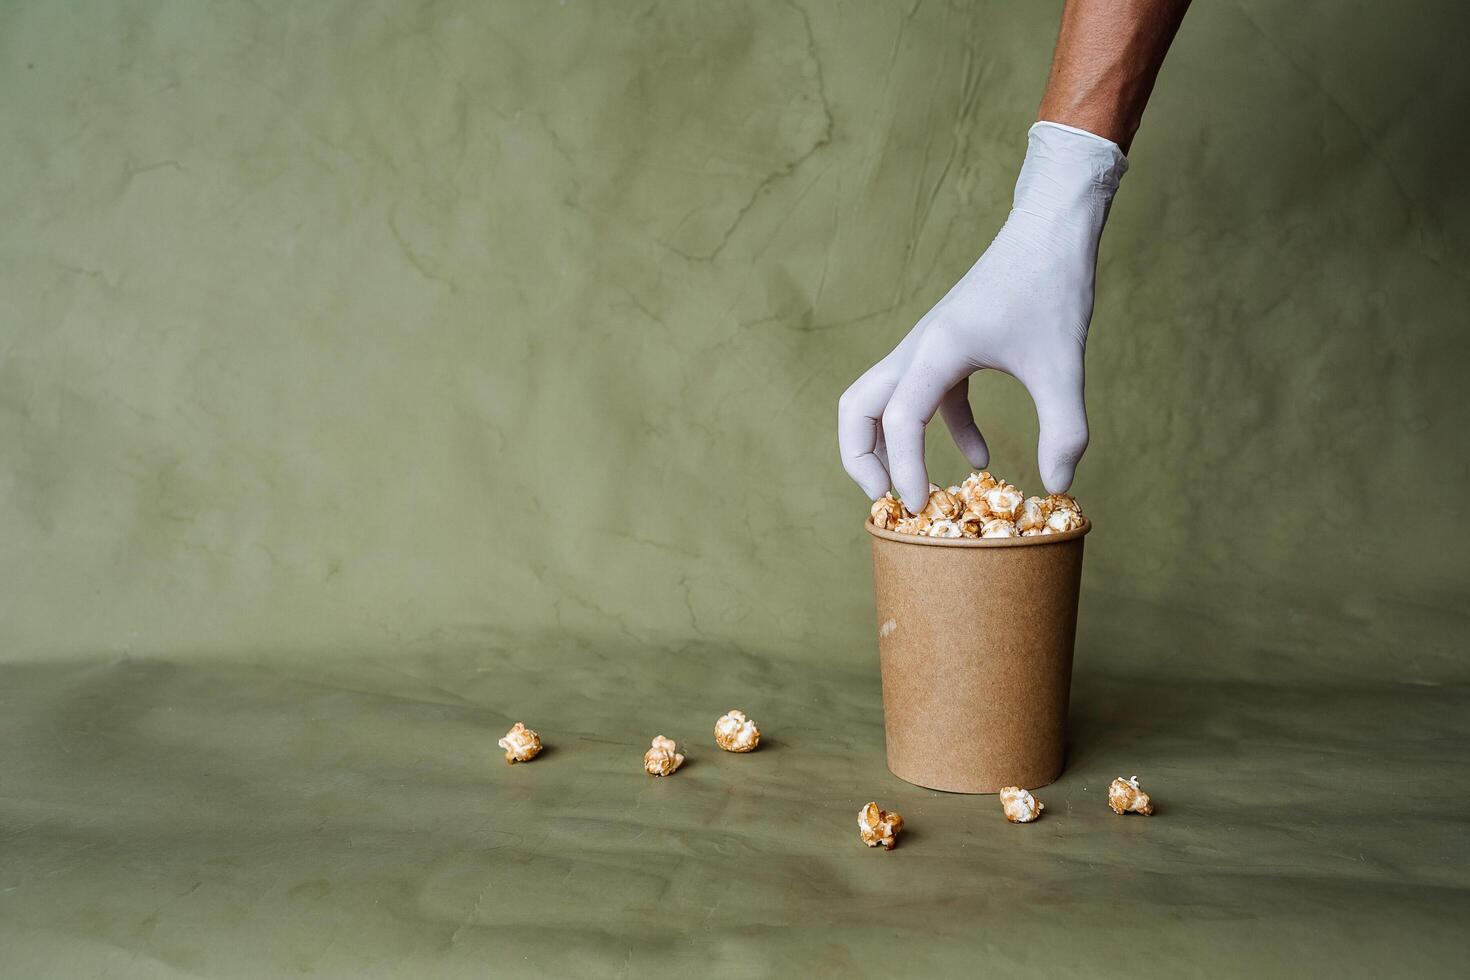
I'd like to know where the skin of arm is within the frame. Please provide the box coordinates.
[838,0,1191,509]
[1038,0,1193,153]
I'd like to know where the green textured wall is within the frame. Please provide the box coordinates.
[2,0,1466,678]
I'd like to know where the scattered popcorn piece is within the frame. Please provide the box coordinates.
[858,801,904,850]
[870,493,905,531]
[1108,776,1154,815]
[981,519,1020,538]
[1045,507,1085,533]
[714,709,761,753]
[999,786,1044,823]
[982,482,1025,522]
[894,515,928,535]
[1016,496,1050,533]
[919,484,963,523]
[497,722,543,764]
[643,735,685,776]
[926,519,963,538]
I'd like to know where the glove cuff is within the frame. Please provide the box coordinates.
[1013,121,1129,228]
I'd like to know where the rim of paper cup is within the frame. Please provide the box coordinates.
[864,516,1091,548]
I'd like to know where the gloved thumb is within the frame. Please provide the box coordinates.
[1026,359,1089,495]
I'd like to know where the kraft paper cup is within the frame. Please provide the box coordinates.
[866,518,1091,794]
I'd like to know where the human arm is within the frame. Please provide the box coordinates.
[837,0,1191,510]
[1038,0,1192,153]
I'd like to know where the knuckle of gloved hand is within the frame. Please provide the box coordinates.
[924,309,964,341]
[917,324,964,365]
[923,309,952,333]
[838,376,876,414]
[880,402,915,437]
[841,363,896,403]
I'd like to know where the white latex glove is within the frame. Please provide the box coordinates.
[838,121,1128,512]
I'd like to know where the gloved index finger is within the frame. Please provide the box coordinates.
[837,375,896,501]
[882,337,972,513]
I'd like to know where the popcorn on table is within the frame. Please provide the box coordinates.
[870,472,1085,539]
[999,786,1045,823]
[1108,775,1154,815]
[714,709,761,753]
[643,735,685,776]
[858,801,904,850]
[497,722,543,764]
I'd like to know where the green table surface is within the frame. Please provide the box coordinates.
[3,641,1466,978]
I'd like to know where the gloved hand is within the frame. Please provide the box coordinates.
[838,121,1128,513]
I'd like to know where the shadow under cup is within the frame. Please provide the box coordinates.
[866,518,1090,794]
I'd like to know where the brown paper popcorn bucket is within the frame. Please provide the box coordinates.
[866,518,1091,794]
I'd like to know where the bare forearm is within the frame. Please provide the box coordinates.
[1037,0,1191,152]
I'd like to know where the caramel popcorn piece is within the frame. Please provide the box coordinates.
[1044,493,1080,514]
[981,482,1025,522]
[1045,507,1084,534]
[643,735,685,776]
[926,519,963,538]
[957,512,985,537]
[1108,775,1154,815]
[894,515,928,536]
[959,470,999,513]
[857,801,904,850]
[919,484,963,523]
[497,722,543,764]
[981,518,1020,538]
[999,786,1044,823]
[1016,496,1050,533]
[869,493,905,531]
[714,709,760,753]
[963,470,999,493]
